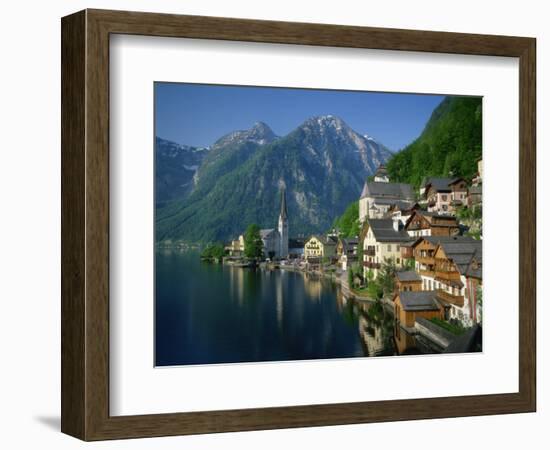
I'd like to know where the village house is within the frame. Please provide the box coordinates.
[434,239,483,326]
[304,235,338,260]
[362,218,411,279]
[412,236,465,290]
[225,235,245,256]
[394,291,443,328]
[467,184,482,208]
[404,210,460,238]
[359,171,415,222]
[388,201,420,227]
[336,237,359,271]
[464,247,483,324]
[423,177,468,215]
[400,240,415,263]
[336,237,359,258]
[395,271,423,292]
[288,238,305,259]
[471,158,483,186]
[412,235,482,326]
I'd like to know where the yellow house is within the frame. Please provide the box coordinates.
[304,235,337,260]
[225,235,245,256]
[363,218,411,278]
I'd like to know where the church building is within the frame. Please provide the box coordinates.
[260,187,289,259]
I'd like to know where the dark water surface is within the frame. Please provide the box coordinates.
[155,249,410,366]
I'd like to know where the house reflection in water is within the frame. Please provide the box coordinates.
[303,272,323,302]
[228,265,245,307]
[358,315,389,357]
[275,272,283,328]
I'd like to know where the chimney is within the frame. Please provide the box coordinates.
[392,216,401,232]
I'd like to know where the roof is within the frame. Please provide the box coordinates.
[398,291,441,311]
[288,238,305,249]
[425,177,456,193]
[341,237,359,246]
[437,238,483,276]
[448,177,466,186]
[444,324,482,353]
[339,238,359,252]
[367,219,411,243]
[465,247,483,279]
[411,235,474,249]
[307,235,337,246]
[360,181,415,200]
[260,228,277,238]
[404,210,458,230]
[395,271,422,282]
[389,201,420,212]
[400,240,416,248]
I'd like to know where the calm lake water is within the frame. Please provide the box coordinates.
[155,249,424,366]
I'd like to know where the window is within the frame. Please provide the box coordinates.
[396,258,400,264]
[387,244,391,252]
[442,194,447,201]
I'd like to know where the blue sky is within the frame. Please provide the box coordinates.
[155,83,445,151]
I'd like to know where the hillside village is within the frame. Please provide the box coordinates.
[219,159,483,350]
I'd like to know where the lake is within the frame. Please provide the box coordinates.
[155,249,424,366]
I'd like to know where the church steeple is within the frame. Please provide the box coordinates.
[278,187,289,258]
[279,188,288,220]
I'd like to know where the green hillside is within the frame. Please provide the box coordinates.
[386,96,482,187]
[331,201,360,238]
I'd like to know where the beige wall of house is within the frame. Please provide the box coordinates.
[362,228,404,278]
[304,236,336,259]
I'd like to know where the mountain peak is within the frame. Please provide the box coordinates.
[213,121,277,148]
[248,121,277,143]
[303,115,347,130]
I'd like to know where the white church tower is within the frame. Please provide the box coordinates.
[278,187,289,258]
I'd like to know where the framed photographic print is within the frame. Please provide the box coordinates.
[61,9,536,440]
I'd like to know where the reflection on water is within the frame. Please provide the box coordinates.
[155,249,426,366]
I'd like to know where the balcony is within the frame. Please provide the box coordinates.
[415,255,434,265]
[434,270,461,282]
[418,269,434,277]
[363,261,381,269]
[436,289,464,307]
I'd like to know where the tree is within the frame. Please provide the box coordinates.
[244,224,264,259]
[348,267,354,287]
[378,257,398,297]
[331,201,360,238]
[403,258,415,271]
[200,242,226,260]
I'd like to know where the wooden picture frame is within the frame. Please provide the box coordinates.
[61,9,536,441]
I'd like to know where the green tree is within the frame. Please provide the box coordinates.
[244,224,264,259]
[200,242,226,260]
[378,257,398,297]
[332,201,360,238]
